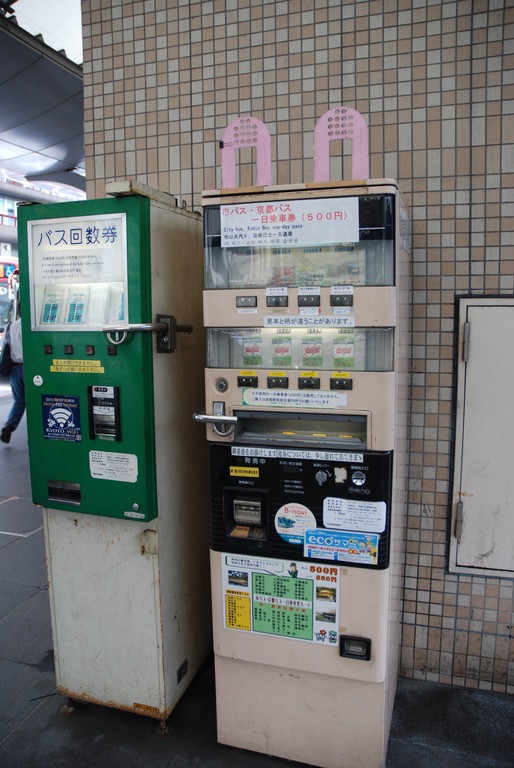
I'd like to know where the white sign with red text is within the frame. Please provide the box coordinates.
[220,198,359,247]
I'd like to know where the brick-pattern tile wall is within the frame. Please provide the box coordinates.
[82,0,514,692]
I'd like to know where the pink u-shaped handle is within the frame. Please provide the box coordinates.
[313,106,369,182]
[220,116,271,188]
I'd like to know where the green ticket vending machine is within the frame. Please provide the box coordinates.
[18,180,211,721]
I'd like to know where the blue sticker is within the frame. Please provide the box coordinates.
[42,395,82,442]
[304,529,379,565]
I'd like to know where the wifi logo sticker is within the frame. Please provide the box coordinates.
[48,404,74,429]
[42,395,82,442]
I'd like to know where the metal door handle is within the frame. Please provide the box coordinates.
[104,322,169,334]
[104,322,168,345]
[103,315,193,351]
[193,411,238,436]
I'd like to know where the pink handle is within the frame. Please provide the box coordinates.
[220,116,271,188]
[313,107,369,182]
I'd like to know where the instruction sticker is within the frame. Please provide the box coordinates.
[242,388,347,409]
[232,446,363,463]
[264,315,355,328]
[323,497,386,533]
[221,554,340,644]
[50,359,105,374]
[89,450,138,483]
[230,466,260,478]
[42,395,81,442]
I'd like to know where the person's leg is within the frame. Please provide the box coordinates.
[1,365,25,442]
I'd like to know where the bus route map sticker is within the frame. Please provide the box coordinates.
[275,502,317,545]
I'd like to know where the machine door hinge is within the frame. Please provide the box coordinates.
[462,322,470,362]
[455,500,463,540]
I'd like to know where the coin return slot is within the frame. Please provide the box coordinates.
[339,635,371,661]
[48,481,81,506]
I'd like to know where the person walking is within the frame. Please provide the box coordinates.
[1,310,24,444]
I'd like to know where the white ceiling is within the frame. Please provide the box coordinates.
[11,0,82,65]
[0,2,84,198]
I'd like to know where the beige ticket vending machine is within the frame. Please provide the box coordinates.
[195,110,411,768]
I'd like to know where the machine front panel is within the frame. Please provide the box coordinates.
[210,440,393,569]
[19,196,158,521]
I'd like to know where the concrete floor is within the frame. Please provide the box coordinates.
[1,382,513,768]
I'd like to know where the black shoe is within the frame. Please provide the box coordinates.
[1,425,13,444]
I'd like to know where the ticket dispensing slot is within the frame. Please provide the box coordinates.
[232,410,367,449]
[48,480,82,505]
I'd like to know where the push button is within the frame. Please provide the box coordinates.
[298,377,320,390]
[64,345,73,355]
[298,294,320,307]
[330,294,353,307]
[267,376,289,389]
[330,378,353,390]
[85,345,95,356]
[44,344,53,355]
[236,296,257,308]
[266,295,288,307]
[238,376,258,387]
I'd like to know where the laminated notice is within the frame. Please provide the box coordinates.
[323,497,386,533]
[89,450,138,483]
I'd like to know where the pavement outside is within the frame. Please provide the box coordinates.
[1,381,513,768]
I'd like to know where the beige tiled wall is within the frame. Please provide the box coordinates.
[82,0,514,692]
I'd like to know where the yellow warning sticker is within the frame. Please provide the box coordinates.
[50,359,105,374]
[225,592,251,630]
[230,466,260,478]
